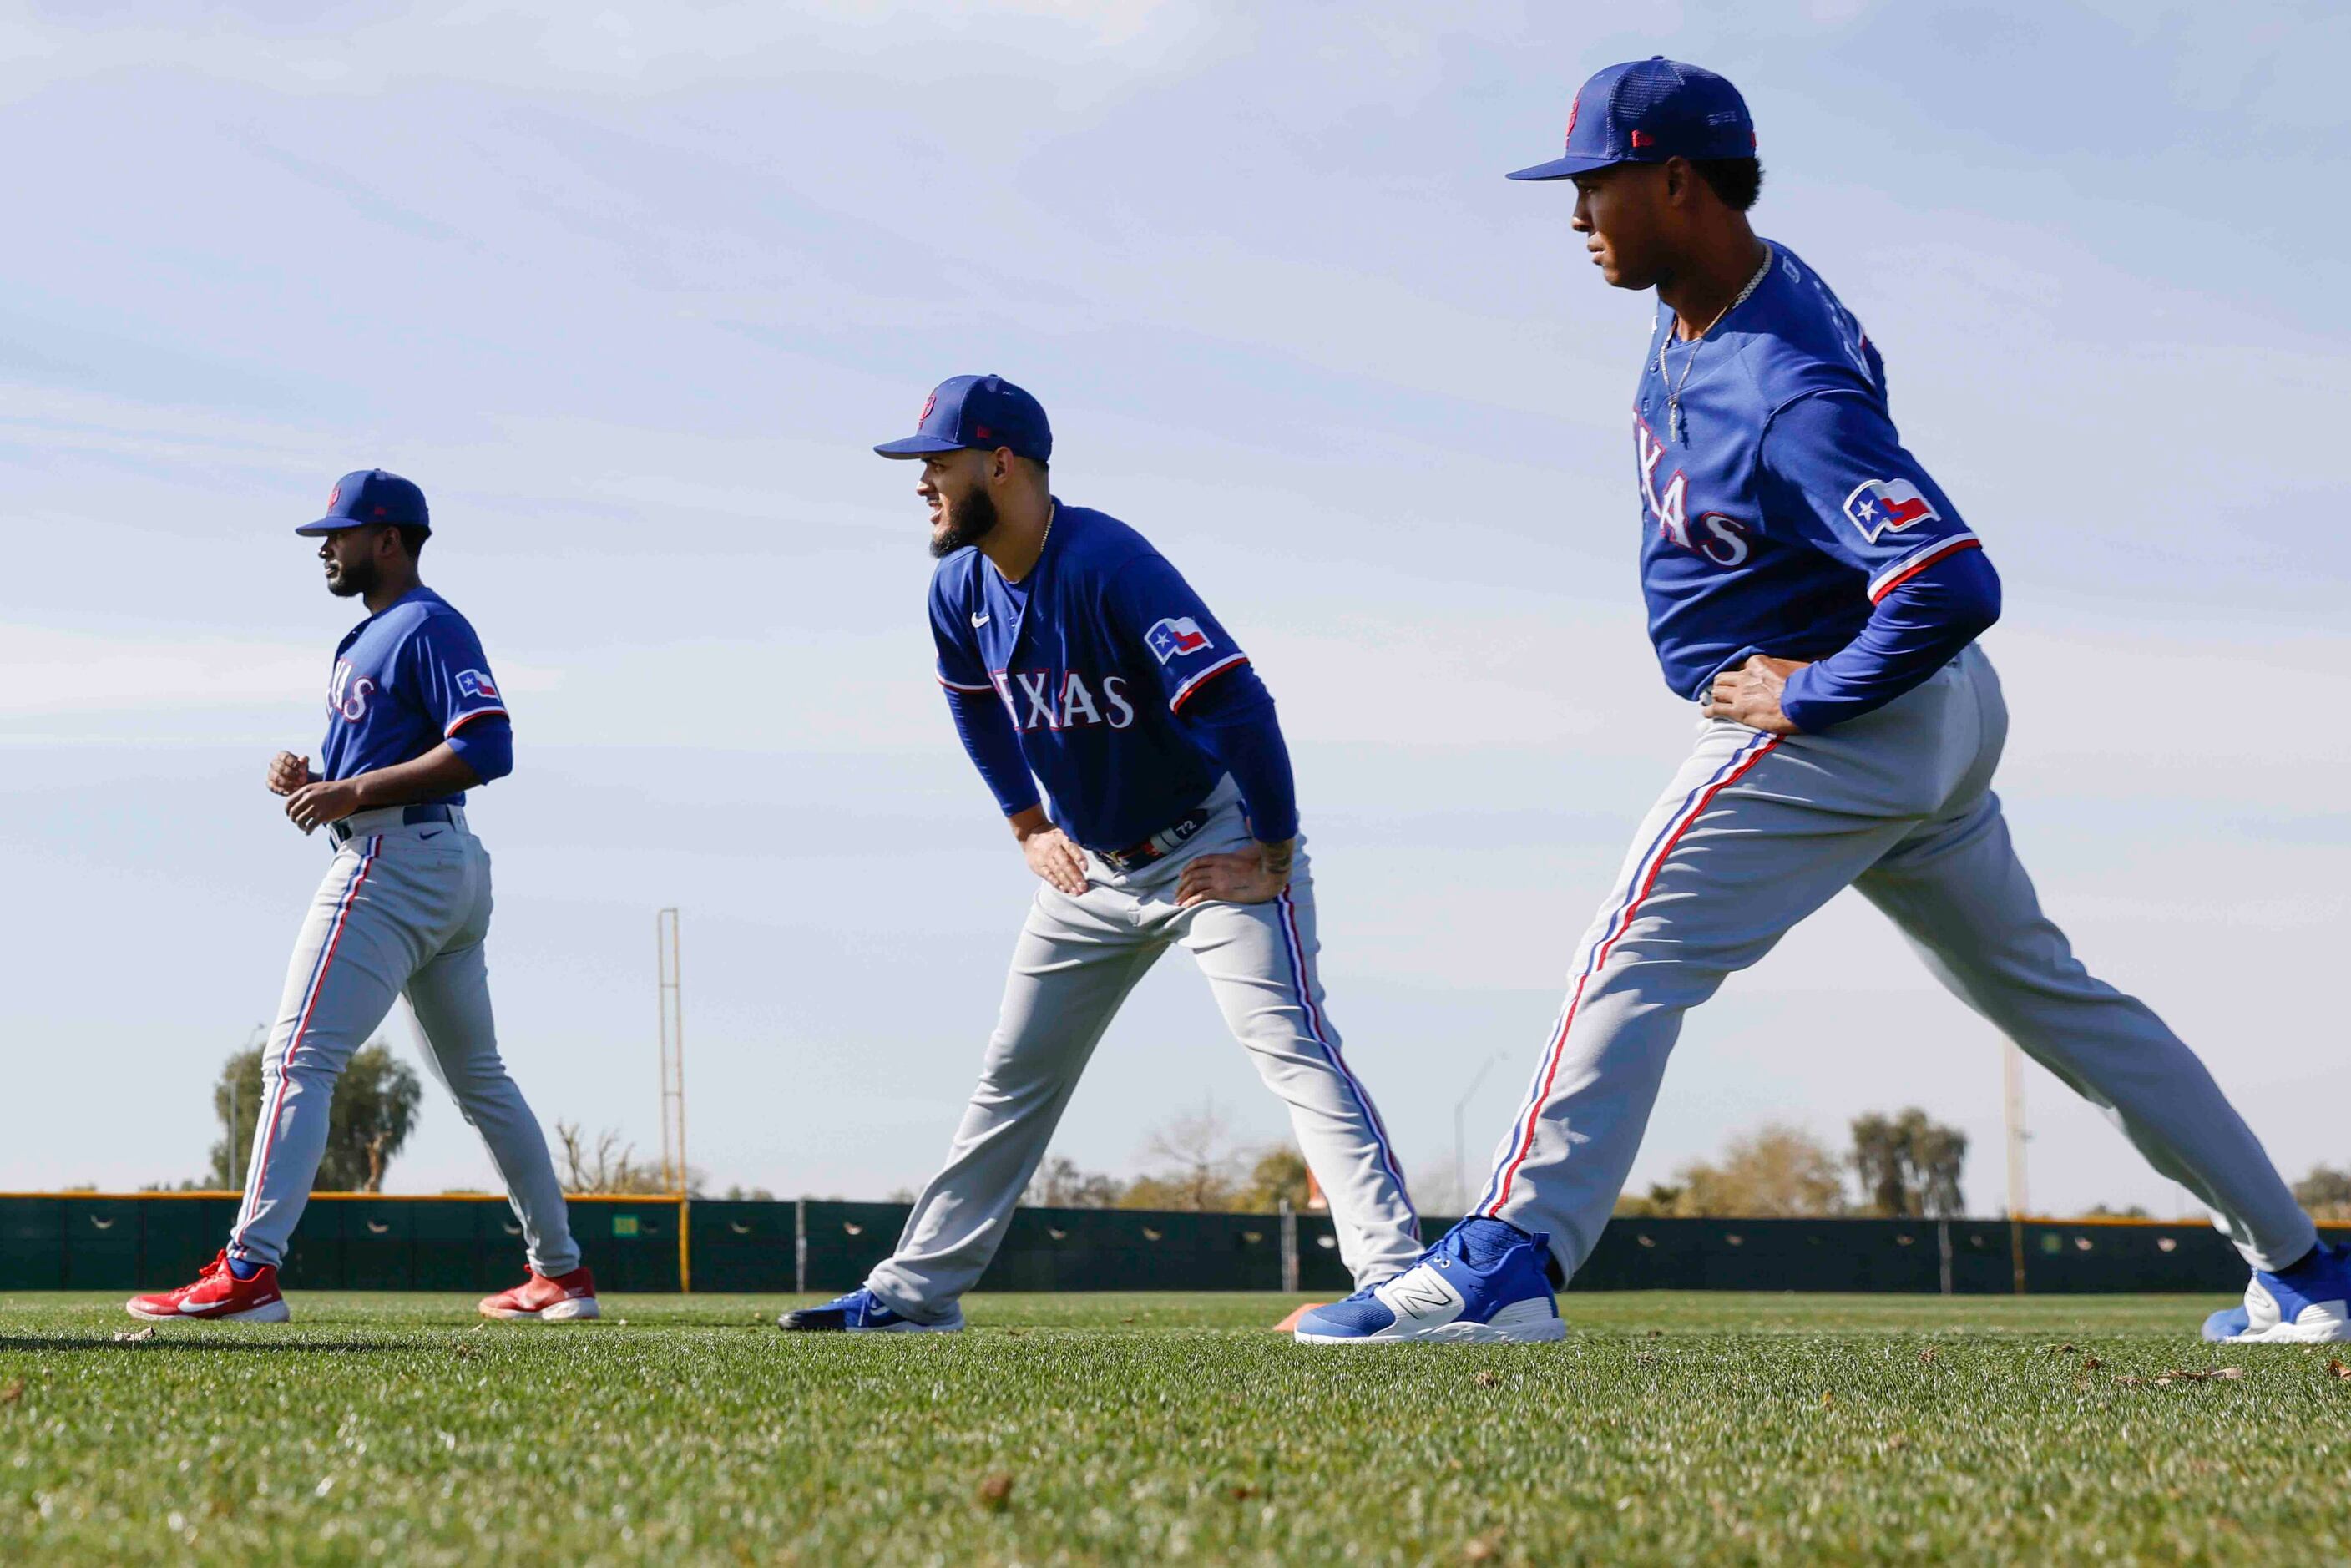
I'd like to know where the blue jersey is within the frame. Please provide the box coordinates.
[929,503,1254,852]
[319,587,509,805]
[1634,241,1984,703]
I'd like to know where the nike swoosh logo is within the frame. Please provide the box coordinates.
[971,613,990,628]
[179,1298,225,1314]
[419,830,443,841]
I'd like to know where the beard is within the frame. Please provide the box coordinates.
[928,486,1000,559]
[326,554,378,599]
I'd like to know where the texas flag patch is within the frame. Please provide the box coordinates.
[1145,616,1213,665]
[1842,478,1940,543]
[456,669,501,701]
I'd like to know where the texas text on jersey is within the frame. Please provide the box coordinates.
[928,503,1254,852]
[1634,242,1981,708]
[317,585,510,805]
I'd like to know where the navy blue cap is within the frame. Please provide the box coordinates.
[1508,58,1756,181]
[874,374,1052,463]
[296,469,430,536]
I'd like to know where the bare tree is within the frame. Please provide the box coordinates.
[1024,1155,1124,1209]
[2293,1166,2351,1222]
[1236,1145,1312,1212]
[554,1121,696,1195]
[1616,1124,1847,1217]
[1613,1181,1686,1218]
[1681,1125,1849,1217]
[1120,1101,1245,1211]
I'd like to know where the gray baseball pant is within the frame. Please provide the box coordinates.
[867,781,1423,1318]
[1474,645,2316,1276]
[228,807,579,1276]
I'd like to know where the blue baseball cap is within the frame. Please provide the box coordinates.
[1508,58,1756,182]
[873,374,1052,464]
[296,469,430,535]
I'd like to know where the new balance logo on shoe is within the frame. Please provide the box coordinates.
[1388,1273,1459,1321]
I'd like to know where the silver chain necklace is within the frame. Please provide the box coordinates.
[1658,243,1773,444]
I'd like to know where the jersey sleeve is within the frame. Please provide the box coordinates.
[1756,390,1982,602]
[1102,554,1250,713]
[404,613,510,740]
[1778,549,2001,731]
[928,571,993,693]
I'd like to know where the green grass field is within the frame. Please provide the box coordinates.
[2,1289,2344,1565]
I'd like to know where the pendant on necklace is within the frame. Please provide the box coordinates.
[1669,401,1686,443]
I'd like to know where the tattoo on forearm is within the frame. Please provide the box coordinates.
[1261,840,1295,878]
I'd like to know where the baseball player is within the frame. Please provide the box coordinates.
[1298,59,2348,1344]
[128,470,597,1325]
[778,376,1420,1332]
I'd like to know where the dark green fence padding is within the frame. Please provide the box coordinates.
[0,1195,2334,1297]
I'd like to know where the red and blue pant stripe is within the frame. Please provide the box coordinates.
[1476,731,1781,1217]
[230,835,381,1260]
[1275,886,1416,1220]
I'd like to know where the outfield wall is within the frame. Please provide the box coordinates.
[3,1194,2339,1295]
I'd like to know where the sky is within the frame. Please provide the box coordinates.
[2,0,2345,1223]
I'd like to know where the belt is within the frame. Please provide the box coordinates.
[1095,806,1212,875]
[329,802,458,848]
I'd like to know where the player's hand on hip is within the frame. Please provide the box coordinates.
[1176,840,1292,908]
[1017,823,1090,896]
[284,777,362,835]
[266,751,315,796]
[1702,655,1808,736]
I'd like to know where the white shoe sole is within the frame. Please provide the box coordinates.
[2226,1309,2350,1344]
[481,1297,601,1322]
[125,1299,291,1324]
[2221,1277,2348,1344]
[1295,1299,1565,1346]
[774,1314,964,1333]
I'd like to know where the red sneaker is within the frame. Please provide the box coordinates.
[479,1265,600,1322]
[126,1250,290,1323]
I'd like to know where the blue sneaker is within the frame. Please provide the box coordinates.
[2209,1242,2351,1344]
[776,1287,963,1333]
[1293,1219,1563,1345]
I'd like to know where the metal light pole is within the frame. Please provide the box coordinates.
[1453,1052,1504,1216]
[656,909,686,1195]
[2001,1039,2030,1219]
[2002,1039,2030,1293]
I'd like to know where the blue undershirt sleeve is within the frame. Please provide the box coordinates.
[1173,663,1300,844]
[1778,548,2002,731]
[443,714,513,784]
[943,686,1042,819]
